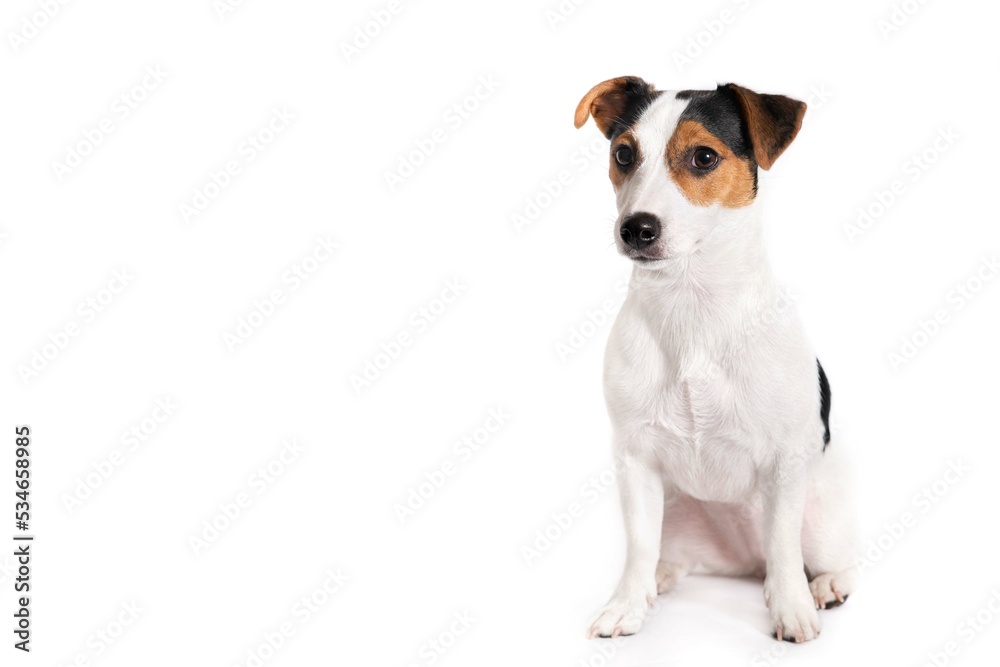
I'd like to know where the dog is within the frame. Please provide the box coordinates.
[574,77,859,643]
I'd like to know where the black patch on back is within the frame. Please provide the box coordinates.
[676,86,759,192]
[817,359,831,450]
[608,82,662,141]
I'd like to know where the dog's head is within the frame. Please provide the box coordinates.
[575,77,806,267]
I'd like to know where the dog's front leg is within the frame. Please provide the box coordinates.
[762,457,821,642]
[587,451,663,638]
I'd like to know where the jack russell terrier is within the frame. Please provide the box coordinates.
[574,77,858,643]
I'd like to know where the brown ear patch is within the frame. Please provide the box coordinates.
[725,84,806,170]
[574,76,658,139]
[666,119,756,208]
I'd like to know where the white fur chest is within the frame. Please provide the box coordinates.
[660,368,765,501]
[602,280,805,503]
[606,342,762,502]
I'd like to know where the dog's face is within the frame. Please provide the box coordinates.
[575,78,806,267]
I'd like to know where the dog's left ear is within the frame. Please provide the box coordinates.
[724,84,807,170]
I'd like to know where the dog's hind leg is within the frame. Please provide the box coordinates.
[655,560,689,595]
[802,442,861,609]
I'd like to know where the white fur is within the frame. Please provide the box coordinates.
[587,93,859,643]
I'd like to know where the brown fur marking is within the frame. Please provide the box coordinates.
[609,132,638,189]
[574,76,642,138]
[666,119,756,208]
[726,84,807,170]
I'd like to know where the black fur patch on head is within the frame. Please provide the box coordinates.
[817,359,831,450]
[608,83,662,141]
[676,87,758,191]
[676,87,755,160]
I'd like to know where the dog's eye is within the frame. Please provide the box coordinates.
[691,147,719,171]
[614,145,633,167]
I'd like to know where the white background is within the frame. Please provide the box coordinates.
[2,0,999,665]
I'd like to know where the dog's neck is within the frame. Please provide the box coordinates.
[627,202,778,342]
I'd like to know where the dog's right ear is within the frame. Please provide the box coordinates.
[574,76,656,139]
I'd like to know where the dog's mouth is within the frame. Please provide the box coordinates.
[619,248,667,264]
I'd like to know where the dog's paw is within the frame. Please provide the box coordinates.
[655,561,685,595]
[809,567,858,610]
[765,581,821,643]
[586,596,651,639]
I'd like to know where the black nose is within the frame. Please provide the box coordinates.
[620,213,660,250]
